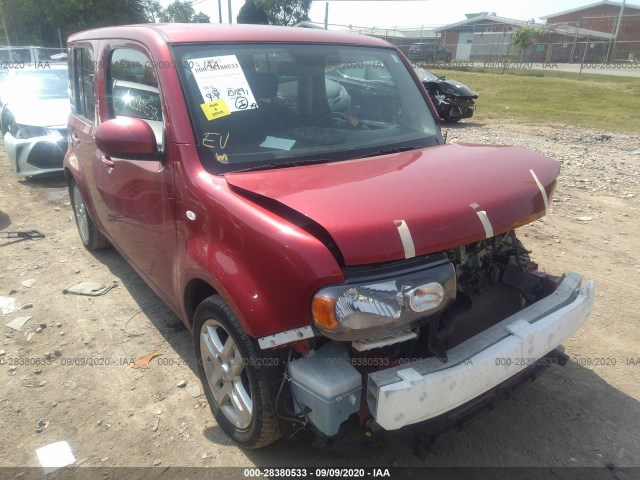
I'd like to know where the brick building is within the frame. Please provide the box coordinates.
[431,13,612,63]
[433,14,529,61]
[541,1,640,61]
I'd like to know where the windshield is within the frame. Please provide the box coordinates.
[413,67,440,82]
[3,68,68,101]
[172,43,440,173]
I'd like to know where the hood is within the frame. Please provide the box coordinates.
[225,143,559,266]
[425,79,477,98]
[441,79,478,98]
[8,98,70,128]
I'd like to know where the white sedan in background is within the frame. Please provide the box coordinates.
[1,64,69,177]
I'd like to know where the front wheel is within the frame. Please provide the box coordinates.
[194,295,280,448]
[1,109,15,136]
[442,106,464,123]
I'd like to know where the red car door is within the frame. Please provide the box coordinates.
[91,44,178,308]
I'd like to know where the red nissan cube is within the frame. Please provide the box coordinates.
[65,24,594,448]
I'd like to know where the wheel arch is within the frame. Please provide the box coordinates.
[63,166,74,187]
[184,278,218,328]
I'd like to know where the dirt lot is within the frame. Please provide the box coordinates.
[0,120,639,476]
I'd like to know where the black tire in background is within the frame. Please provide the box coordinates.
[1,108,15,136]
[442,108,464,122]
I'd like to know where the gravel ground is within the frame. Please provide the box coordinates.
[0,120,639,478]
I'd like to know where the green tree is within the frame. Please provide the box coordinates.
[510,25,545,61]
[263,0,311,26]
[142,0,163,22]
[237,0,269,25]
[1,0,149,47]
[158,0,209,23]
[192,12,211,23]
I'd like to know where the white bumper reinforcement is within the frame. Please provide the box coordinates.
[367,272,594,430]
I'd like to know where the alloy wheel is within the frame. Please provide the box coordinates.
[72,185,90,244]
[200,319,253,430]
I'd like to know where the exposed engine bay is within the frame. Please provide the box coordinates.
[311,229,561,361]
[280,229,569,438]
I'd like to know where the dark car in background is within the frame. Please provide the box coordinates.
[0,65,69,176]
[414,66,478,122]
[408,43,453,63]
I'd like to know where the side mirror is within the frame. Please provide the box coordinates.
[438,75,446,80]
[95,117,159,160]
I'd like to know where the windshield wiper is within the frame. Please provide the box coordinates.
[357,146,417,159]
[229,158,331,173]
[227,146,420,173]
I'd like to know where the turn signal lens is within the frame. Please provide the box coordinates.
[404,282,445,313]
[312,296,339,331]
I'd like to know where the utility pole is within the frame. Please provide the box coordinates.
[324,2,328,29]
[228,0,232,23]
[218,0,222,23]
[612,0,626,61]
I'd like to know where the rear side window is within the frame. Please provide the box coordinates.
[107,48,163,149]
[70,47,95,122]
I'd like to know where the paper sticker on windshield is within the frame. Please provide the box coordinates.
[190,55,258,117]
[201,99,231,121]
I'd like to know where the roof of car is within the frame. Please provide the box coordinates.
[68,23,392,48]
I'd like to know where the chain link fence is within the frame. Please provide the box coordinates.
[304,13,640,69]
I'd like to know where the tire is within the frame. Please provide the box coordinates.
[442,107,464,123]
[194,295,280,448]
[69,179,110,250]
[1,109,15,136]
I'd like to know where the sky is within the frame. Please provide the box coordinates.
[177,0,632,28]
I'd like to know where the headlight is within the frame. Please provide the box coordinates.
[13,124,63,140]
[312,260,456,341]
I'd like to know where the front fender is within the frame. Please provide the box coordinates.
[174,148,344,338]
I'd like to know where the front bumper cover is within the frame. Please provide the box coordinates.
[4,130,67,177]
[367,272,594,430]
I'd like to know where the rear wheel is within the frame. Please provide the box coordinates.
[194,295,280,448]
[70,179,110,250]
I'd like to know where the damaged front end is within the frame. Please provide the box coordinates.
[230,143,591,441]
[281,231,593,438]
[4,124,67,177]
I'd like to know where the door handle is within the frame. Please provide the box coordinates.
[71,132,80,145]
